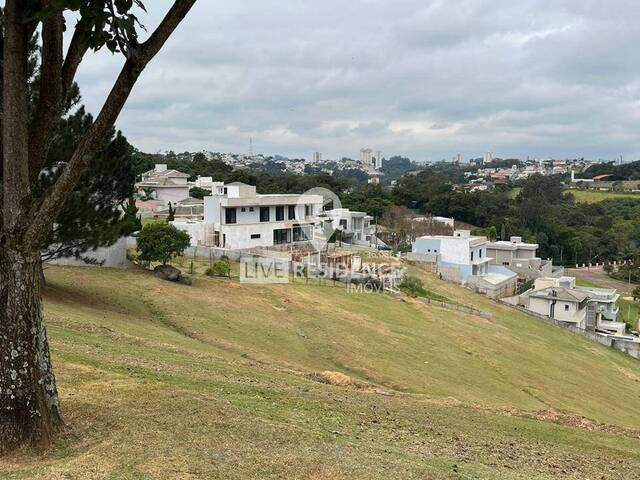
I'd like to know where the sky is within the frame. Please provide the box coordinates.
[72,0,640,162]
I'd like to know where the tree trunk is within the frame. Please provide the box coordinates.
[0,247,63,452]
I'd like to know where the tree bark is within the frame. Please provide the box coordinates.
[0,0,196,453]
[0,247,63,452]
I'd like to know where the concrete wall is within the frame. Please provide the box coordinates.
[412,237,442,255]
[171,221,206,246]
[47,237,130,268]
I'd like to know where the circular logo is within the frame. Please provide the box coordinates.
[297,187,342,252]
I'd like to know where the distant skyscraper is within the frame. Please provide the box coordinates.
[360,148,373,165]
[483,152,494,164]
[374,151,383,170]
[313,152,322,163]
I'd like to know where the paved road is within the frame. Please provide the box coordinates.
[566,268,634,294]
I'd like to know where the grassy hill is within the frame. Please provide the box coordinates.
[2,264,640,479]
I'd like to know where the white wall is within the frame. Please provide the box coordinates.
[155,186,190,205]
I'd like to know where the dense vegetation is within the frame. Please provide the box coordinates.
[133,150,640,266]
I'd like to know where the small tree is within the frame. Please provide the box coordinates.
[206,260,231,277]
[633,286,640,302]
[137,223,190,266]
[603,262,614,276]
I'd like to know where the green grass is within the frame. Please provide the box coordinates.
[564,189,640,203]
[2,265,640,479]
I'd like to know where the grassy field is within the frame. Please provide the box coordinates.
[564,189,640,203]
[2,264,640,479]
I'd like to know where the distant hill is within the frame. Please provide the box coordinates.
[6,264,640,479]
[583,160,640,181]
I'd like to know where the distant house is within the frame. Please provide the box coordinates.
[410,230,517,299]
[135,164,190,207]
[156,197,204,221]
[316,208,374,246]
[522,277,625,335]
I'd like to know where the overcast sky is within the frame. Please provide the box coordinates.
[73,0,640,161]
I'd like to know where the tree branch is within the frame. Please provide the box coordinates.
[24,0,196,250]
[61,16,94,97]
[28,7,64,184]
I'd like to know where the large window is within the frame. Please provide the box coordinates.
[305,204,313,217]
[273,228,291,245]
[288,205,296,220]
[225,207,236,224]
[276,206,285,221]
[293,225,312,242]
[260,207,270,222]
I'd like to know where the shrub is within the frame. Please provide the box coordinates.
[206,260,231,277]
[399,275,428,297]
[137,222,191,265]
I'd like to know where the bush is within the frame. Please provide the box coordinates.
[206,260,231,277]
[399,275,428,297]
[137,222,191,265]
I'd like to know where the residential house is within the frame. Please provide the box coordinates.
[486,236,561,279]
[316,208,374,246]
[135,164,190,207]
[157,197,204,221]
[522,277,625,335]
[201,182,324,250]
[410,230,517,298]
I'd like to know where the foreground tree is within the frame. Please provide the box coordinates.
[0,0,196,453]
[136,222,190,266]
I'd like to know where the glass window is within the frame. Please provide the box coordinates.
[260,207,270,222]
[251,234,260,239]
[225,207,236,224]
[288,205,296,220]
[276,206,285,221]
[273,228,291,244]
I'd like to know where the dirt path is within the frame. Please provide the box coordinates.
[567,268,634,293]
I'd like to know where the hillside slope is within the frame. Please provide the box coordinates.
[1,265,640,479]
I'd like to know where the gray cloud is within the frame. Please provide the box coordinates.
[72,0,640,161]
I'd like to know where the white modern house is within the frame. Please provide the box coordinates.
[192,176,223,192]
[315,208,374,246]
[136,164,190,207]
[486,236,559,279]
[522,277,625,335]
[410,230,517,298]
[199,182,324,250]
